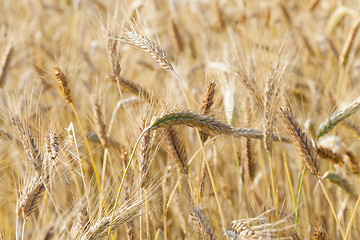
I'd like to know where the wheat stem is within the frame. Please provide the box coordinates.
[107,129,148,238]
[344,194,360,240]
[319,180,345,239]
[70,103,102,193]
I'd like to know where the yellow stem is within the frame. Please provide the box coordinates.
[267,150,279,218]
[276,128,297,219]
[344,194,360,240]
[319,180,345,239]
[70,103,102,192]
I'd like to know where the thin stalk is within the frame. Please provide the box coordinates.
[162,178,180,221]
[196,132,227,234]
[69,124,91,208]
[140,188,143,240]
[319,180,345,239]
[101,148,109,193]
[276,128,297,225]
[70,103,102,193]
[344,194,360,240]
[231,138,250,217]
[267,150,279,218]
[296,165,306,225]
[163,188,168,240]
[21,218,25,240]
[15,216,23,240]
[107,129,148,239]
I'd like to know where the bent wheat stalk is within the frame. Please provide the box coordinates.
[150,110,289,142]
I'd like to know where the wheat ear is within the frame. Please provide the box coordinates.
[119,29,174,71]
[10,113,43,173]
[82,198,144,240]
[316,95,360,139]
[92,97,107,147]
[200,80,217,143]
[165,126,188,174]
[139,120,152,188]
[150,110,289,142]
[190,206,216,240]
[108,75,155,103]
[280,107,320,178]
[317,146,343,165]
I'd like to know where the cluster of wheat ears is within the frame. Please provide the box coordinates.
[2,0,360,239]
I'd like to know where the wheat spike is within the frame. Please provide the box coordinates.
[200,80,217,143]
[280,107,320,178]
[53,66,72,103]
[150,110,289,142]
[76,202,91,234]
[316,95,360,139]
[10,113,43,172]
[317,146,343,165]
[17,173,47,220]
[108,75,155,103]
[92,97,108,147]
[107,30,121,77]
[80,198,144,240]
[190,206,216,240]
[46,133,59,161]
[120,29,174,71]
[140,120,152,188]
[165,126,188,174]
[311,226,328,240]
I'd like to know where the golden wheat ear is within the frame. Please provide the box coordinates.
[280,107,320,179]
[200,80,217,143]
[190,206,216,240]
[119,29,174,71]
[53,67,72,104]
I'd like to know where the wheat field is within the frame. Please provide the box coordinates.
[1,0,360,239]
